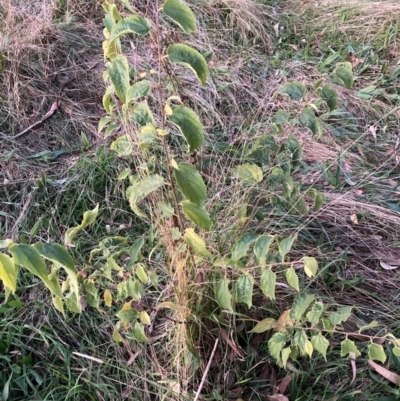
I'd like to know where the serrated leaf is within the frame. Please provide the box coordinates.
[329,306,352,325]
[174,163,207,205]
[268,332,288,363]
[281,347,292,368]
[233,163,263,185]
[0,253,18,292]
[303,256,318,277]
[334,65,354,89]
[181,200,211,231]
[279,236,297,260]
[131,322,149,342]
[110,135,133,157]
[132,103,155,126]
[169,105,204,152]
[231,233,258,261]
[126,80,150,102]
[104,289,112,307]
[311,333,329,361]
[299,107,322,137]
[110,55,130,103]
[235,273,253,308]
[9,244,62,298]
[306,301,324,325]
[320,85,338,112]
[254,235,275,266]
[109,15,151,46]
[368,343,387,363]
[260,268,276,300]
[162,0,197,33]
[290,293,315,322]
[251,318,276,333]
[286,267,299,291]
[215,277,233,312]
[341,339,361,358]
[168,44,208,85]
[278,81,307,101]
[184,228,212,258]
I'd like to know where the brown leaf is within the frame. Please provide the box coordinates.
[220,329,243,358]
[368,360,400,385]
[274,23,280,37]
[226,387,243,398]
[276,310,293,333]
[278,374,294,395]
[350,352,357,383]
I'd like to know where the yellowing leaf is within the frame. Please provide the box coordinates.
[350,214,358,225]
[110,135,133,157]
[233,163,263,185]
[181,200,212,231]
[140,311,151,325]
[184,228,213,258]
[0,253,18,292]
[303,256,318,277]
[104,289,113,307]
[286,267,299,291]
[251,318,276,333]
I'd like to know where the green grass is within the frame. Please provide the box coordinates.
[1,0,400,400]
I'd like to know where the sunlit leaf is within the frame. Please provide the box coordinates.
[168,44,208,85]
[184,228,213,258]
[110,135,133,157]
[233,163,263,185]
[0,253,18,293]
[140,310,151,325]
[135,263,148,284]
[303,256,318,277]
[104,289,113,307]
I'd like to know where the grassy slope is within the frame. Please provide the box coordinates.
[1,0,400,400]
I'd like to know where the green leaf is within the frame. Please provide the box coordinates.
[299,107,322,137]
[215,277,233,312]
[233,163,263,185]
[140,310,151,325]
[116,308,139,322]
[65,204,99,245]
[169,105,204,152]
[174,163,207,205]
[251,318,276,333]
[278,81,307,101]
[359,320,379,333]
[286,267,299,291]
[184,228,212,258]
[130,236,145,264]
[9,244,62,297]
[158,201,174,218]
[260,268,276,300]
[281,347,292,368]
[118,0,136,13]
[279,236,297,260]
[284,135,303,167]
[65,292,81,313]
[254,235,275,266]
[34,243,79,297]
[311,333,329,361]
[118,168,131,180]
[127,80,151,102]
[132,103,155,126]
[368,343,387,363]
[290,293,315,322]
[98,116,112,133]
[329,306,352,325]
[341,338,361,358]
[306,301,324,325]
[181,200,212,231]
[235,273,254,308]
[126,175,165,217]
[268,332,288,363]
[313,193,323,212]
[334,65,354,89]
[231,233,258,261]
[110,135,133,157]
[109,15,151,45]
[135,264,148,284]
[275,110,289,124]
[110,55,130,103]
[303,257,318,277]
[131,322,149,342]
[320,85,338,112]
[162,0,197,33]
[0,253,18,292]
[167,44,208,86]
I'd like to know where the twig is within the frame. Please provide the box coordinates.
[194,338,219,401]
